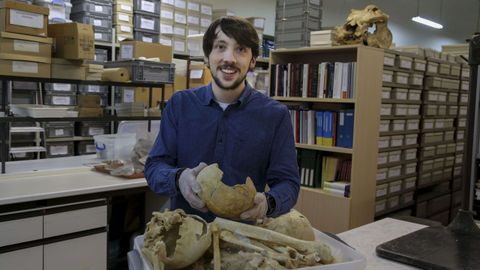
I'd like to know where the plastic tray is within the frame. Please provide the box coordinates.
[10,104,71,117]
[132,228,366,270]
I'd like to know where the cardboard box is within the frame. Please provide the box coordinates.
[0,0,49,37]
[51,58,86,80]
[0,31,52,58]
[48,23,95,60]
[78,107,103,117]
[78,95,101,108]
[119,40,172,63]
[189,64,211,88]
[0,52,50,77]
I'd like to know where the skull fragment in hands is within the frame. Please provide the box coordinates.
[142,209,211,270]
[196,163,257,219]
[334,5,393,48]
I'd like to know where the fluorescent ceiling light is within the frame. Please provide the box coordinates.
[411,16,443,29]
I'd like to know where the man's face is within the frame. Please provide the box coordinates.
[207,27,256,92]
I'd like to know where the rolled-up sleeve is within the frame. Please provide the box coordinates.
[144,96,181,197]
[266,109,300,217]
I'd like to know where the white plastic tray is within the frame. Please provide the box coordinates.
[132,229,366,270]
[10,104,71,118]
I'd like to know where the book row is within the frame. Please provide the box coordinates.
[288,109,355,148]
[297,149,352,197]
[271,62,357,99]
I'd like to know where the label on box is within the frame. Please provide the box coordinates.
[253,18,264,29]
[160,23,173,34]
[95,33,103,40]
[201,5,212,15]
[10,9,44,29]
[54,128,65,136]
[93,19,102,26]
[142,36,153,43]
[175,0,186,9]
[52,96,71,105]
[174,26,185,36]
[118,13,130,22]
[382,73,392,82]
[162,0,174,5]
[174,40,185,52]
[175,13,186,24]
[400,60,411,69]
[141,18,155,30]
[87,85,100,92]
[94,5,104,12]
[384,57,394,66]
[12,61,38,73]
[376,188,387,197]
[161,10,173,19]
[187,2,199,11]
[190,69,203,79]
[50,145,68,155]
[86,144,96,153]
[89,127,104,136]
[187,15,199,25]
[121,4,132,12]
[160,38,172,46]
[13,40,39,53]
[53,83,71,91]
[122,88,135,102]
[13,152,26,158]
[415,62,425,70]
[200,18,211,28]
[120,44,134,59]
[120,25,132,33]
[188,28,199,35]
[141,0,155,12]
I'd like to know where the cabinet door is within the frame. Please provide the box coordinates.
[0,216,43,247]
[44,205,107,238]
[44,232,107,270]
[0,246,43,270]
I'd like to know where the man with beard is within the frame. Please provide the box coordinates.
[144,16,300,222]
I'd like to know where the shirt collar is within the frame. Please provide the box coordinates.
[200,82,255,107]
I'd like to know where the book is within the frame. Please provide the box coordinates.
[336,109,355,148]
[315,111,324,145]
[323,186,350,197]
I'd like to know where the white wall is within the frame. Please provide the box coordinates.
[202,0,479,50]
[322,0,480,50]
[203,0,276,36]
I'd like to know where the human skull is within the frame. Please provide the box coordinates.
[334,5,393,48]
[196,163,256,219]
[258,209,315,241]
[142,209,211,269]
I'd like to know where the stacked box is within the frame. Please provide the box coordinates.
[246,17,265,57]
[71,0,113,43]
[34,0,73,23]
[133,0,160,43]
[172,0,187,54]
[159,0,174,46]
[275,0,322,48]
[43,82,78,106]
[212,8,234,20]
[112,0,133,42]
[186,1,201,36]
[0,1,52,78]
[199,2,212,34]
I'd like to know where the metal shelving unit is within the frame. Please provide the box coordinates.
[0,75,170,174]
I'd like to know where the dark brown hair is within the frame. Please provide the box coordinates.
[202,16,259,59]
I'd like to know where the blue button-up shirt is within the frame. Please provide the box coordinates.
[144,83,300,222]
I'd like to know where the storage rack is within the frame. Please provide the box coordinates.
[0,75,170,174]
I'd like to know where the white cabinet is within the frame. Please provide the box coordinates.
[0,246,43,270]
[44,232,107,270]
[0,200,107,270]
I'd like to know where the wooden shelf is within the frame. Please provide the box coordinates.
[273,96,355,103]
[273,45,384,233]
[295,143,353,154]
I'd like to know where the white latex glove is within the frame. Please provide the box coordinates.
[240,192,268,220]
[178,162,208,212]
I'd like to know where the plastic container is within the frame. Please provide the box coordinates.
[104,59,175,83]
[12,81,38,90]
[43,83,77,92]
[134,28,160,43]
[77,121,110,136]
[46,141,74,158]
[46,121,74,138]
[71,0,113,16]
[94,27,113,42]
[71,12,113,29]
[10,104,71,117]
[77,140,96,155]
[78,84,108,94]
[133,0,160,15]
[44,92,77,106]
[134,13,160,31]
[94,133,136,160]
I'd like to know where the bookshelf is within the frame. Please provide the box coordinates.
[270,45,384,233]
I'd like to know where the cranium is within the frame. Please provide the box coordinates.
[334,5,393,48]
[142,209,211,270]
[196,163,256,219]
[258,209,315,241]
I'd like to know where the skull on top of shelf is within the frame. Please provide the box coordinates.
[334,5,393,49]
